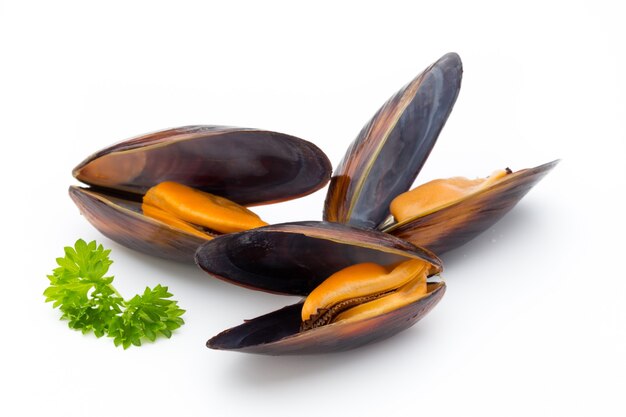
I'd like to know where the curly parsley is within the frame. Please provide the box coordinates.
[44,239,185,349]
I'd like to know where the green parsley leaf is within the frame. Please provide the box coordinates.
[44,239,185,348]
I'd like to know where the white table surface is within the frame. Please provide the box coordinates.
[1,1,624,416]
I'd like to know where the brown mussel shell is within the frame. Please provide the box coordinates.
[324,52,463,229]
[69,186,209,261]
[195,221,441,295]
[196,221,444,354]
[73,125,332,205]
[207,284,444,355]
[70,126,332,261]
[323,52,557,253]
[382,160,560,254]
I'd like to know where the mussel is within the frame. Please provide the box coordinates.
[324,52,558,253]
[379,161,559,253]
[70,126,332,261]
[196,52,558,355]
[196,222,444,354]
[68,51,558,355]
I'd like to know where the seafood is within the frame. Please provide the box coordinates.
[69,52,558,354]
[300,259,432,330]
[197,222,444,354]
[197,52,558,354]
[380,161,558,253]
[388,169,512,223]
[142,181,268,235]
[324,52,558,253]
[70,126,332,261]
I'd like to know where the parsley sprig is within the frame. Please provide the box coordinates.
[44,239,185,349]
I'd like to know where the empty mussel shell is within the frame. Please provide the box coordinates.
[70,126,332,261]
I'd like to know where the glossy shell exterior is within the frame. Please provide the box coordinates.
[384,160,559,254]
[196,221,445,354]
[71,126,332,261]
[74,125,332,206]
[323,52,556,254]
[195,221,442,295]
[324,53,463,229]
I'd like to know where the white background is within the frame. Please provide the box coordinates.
[1,1,624,416]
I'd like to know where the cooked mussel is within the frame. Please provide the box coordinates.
[324,52,558,253]
[300,259,434,331]
[196,52,558,355]
[196,221,444,354]
[381,160,559,253]
[142,181,268,235]
[70,126,332,261]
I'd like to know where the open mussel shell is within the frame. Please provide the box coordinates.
[196,221,445,354]
[207,284,444,355]
[69,186,209,261]
[383,160,560,254]
[324,52,463,229]
[70,126,332,261]
[195,221,441,295]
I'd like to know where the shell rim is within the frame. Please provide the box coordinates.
[251,221,443,271]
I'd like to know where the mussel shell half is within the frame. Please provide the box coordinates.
[207,283,445,355]
[384,160,560,254]
[324,53,463,229]
[195,221,442,296]
[69,186,210,262]
[73,125,332,206]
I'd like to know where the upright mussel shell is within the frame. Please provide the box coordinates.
[196,221,445,354]
[324,52,463,229]
[70,126,332,261]
[324,52,557,254]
